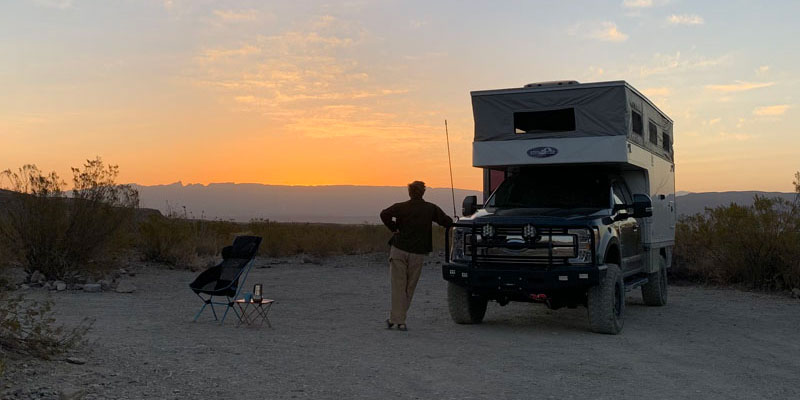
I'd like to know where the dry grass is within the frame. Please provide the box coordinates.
[137,215,446,267]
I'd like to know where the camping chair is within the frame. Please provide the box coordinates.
[189,235,262,325]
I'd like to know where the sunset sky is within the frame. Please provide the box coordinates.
[2,0,799,192]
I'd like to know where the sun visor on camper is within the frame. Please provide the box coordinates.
[472,85,628,141]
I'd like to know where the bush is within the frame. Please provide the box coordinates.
[138,214,447,265]
[138,208,239,267]
[673,195,800,290]
[0,158,138,281]
[0,292,92,360]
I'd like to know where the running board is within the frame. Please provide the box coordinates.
[625,277,649,292]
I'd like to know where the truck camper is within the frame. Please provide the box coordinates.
[443,80,675,334]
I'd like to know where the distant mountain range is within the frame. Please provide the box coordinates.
[4,185,796,223]
[134,182,482,224]
[674,191,796,217]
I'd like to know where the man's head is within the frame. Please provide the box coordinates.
[408,181,426,200]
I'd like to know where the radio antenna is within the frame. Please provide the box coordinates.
[445,120,457,216]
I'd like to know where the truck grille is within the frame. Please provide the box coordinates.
[463,226,581,268]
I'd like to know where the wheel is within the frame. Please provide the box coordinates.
[447,282,488,324]
[587,264,624,334]
[641,263,668,306]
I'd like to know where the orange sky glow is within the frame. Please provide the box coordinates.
[2,1,799,193]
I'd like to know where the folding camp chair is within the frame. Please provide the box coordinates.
[189,235,262,325]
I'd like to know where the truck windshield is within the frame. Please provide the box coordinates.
[488,169,610,209]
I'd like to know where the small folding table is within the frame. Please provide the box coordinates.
[234,298,274,328]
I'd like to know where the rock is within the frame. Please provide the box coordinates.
[792,288,800,299]
[42,282,52,290]
[83,283,101,293]
[302,255,322,265]
[65,357,86,365]
[98,279,112,291]
[55,281,67,291]
[19,284,30,290]
[30,270,45,283]
[1,267,28,287]
[115,280,136,293]
[59,387,87,400]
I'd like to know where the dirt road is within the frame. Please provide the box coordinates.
[5,254,800,399]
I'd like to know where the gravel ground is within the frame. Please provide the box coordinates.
[3,253,800,399]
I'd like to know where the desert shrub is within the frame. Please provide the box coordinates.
[0,158,138,280]
[673,195,800,290]
[0,292,92,360]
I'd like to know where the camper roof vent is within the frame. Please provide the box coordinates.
[524,80,580,88]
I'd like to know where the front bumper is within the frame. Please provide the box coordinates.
[442,262,601,295]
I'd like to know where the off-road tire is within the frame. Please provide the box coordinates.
[447,282,488,324]
[587,264,624,334]
[642,263,668,306]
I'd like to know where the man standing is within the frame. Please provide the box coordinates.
[380,181,453,331]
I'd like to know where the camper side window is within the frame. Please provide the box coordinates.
[632,111,643,136]
[514,108,576,134]
[662,132,671,151]
[649,121,658,145]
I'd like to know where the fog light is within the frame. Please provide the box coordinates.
[523,224,537,239]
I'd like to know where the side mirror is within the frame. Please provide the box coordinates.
[612,207,630,221]
[462,195,478,217]
[632,194,653,218]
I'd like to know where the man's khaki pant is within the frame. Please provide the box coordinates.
[389,246,426,325]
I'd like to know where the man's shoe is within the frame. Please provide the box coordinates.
[385,319,394,329]
[397,324,407,331]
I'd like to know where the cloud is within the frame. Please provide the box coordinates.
[197,45,261,62]
[190,17,421,141]
[410,19,429,29]
[30,0,72,9]
[707,118,721,126]
[586,66,605,80]
[756,65,769,76]
[635,52,728,77]
[642,87,671,97]
[667,14,704,25]
[622,0,653,8]
[573,22,628,42]
[718,131,753,141]
[753,104,790,116]
[214,9,260,22]
[705,81,775,92]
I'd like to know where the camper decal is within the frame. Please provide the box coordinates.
[527,147,558,158]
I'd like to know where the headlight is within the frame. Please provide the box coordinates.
[450,228,471,262]
[481,224,495,237]
[568,228,594,264]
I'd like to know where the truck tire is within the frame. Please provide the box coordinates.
[641,264,668,306]
[447,282,488,324]
[587,264,624,334]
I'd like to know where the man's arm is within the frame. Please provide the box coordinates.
[433,204,454,228]
[380,204,399,232]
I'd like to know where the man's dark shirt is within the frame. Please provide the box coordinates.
[380,198,453,254]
